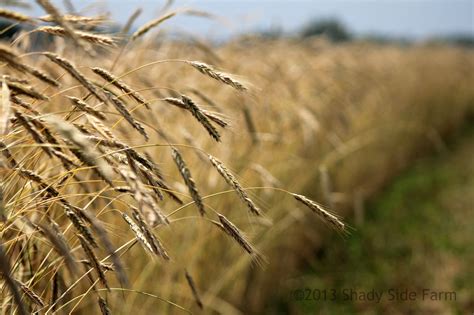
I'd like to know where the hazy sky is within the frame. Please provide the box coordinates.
[22,0,474,39]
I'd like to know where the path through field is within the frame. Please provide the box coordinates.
[286,125,474,314]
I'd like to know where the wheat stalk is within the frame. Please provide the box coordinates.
[0,8,33,23]
[208,155,262,216]
[36,26,116,47]
[132,208,170,260]
[43,115,115,184]
[92,67,149,109]
[171,147,205,216]
[38,220,76,273]
[122,212,156,255]
[43,52,109,105]
[66,96,106,120]
[293,193,345,232]
[73,206,129,286]
[77,234,109,290]
[131,12,176,41]
[105,91,149,141]
[178,95,221,141]
[17,280,45,307]
[64,205,99,248]
[35,0,93,54]
[98,297,111,315]
[121,8,142,34]
[39,14,106,25]
[184,270,203,309]
[0,45,60,87]
[0,244,28,315]
[2,75,29,85]
[10,96,40,115]
[163,97,228,128]
[50,272,60,312]
[13,109,53,157]
[2,81,48,100]
[0,141,18,168]
[186,61,247,91]
[216,213,264,264]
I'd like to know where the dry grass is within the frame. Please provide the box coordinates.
[0,3,473,315]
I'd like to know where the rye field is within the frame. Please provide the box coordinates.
[0,1,473,314]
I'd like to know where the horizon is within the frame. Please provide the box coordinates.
[11,0,474,40]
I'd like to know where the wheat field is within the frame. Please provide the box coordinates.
[0,2,473,314]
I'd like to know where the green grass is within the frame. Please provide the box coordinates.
[289,127,474,315]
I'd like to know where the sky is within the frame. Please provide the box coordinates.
[17,0,474,39]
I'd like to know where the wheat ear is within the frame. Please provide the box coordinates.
[105,91,149,141]
[98,297,111,315]
[182,95,221,141]
[216,213,265,264]
[17,280,45,307]
[92,67,149,109]
[131,12,176,41]
[293,193,345,232]
[0,244,28,315]
[186,61,247,91]
[184,270,203,309]
[43,52,109,105]
[0,8,33,23]
[171,148,205,216]
[208,155,262,216]
[36,26,116,46]
[66,96,106,120]
[77,234,109,290]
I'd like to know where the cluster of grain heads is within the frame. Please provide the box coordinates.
[122,210,170,260]
[43,116,115,184]
[119,166,169,226]
[35,0,94,54]
[0,44,60,87]
[0,3,350,313]
[43,52,109,105]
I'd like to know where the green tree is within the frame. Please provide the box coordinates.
[301,18,351,42]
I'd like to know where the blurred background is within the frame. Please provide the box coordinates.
[10,0,474,41]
